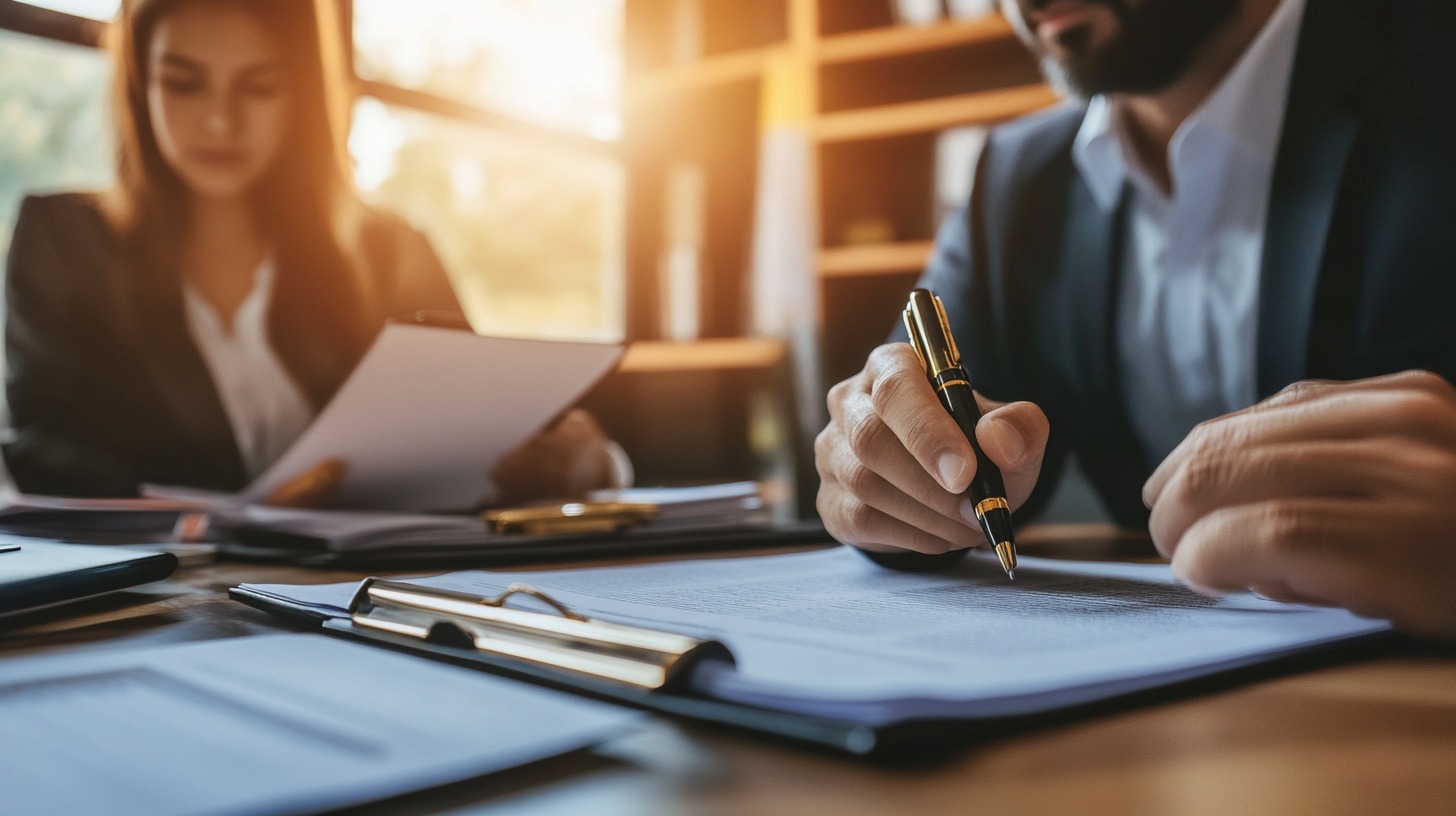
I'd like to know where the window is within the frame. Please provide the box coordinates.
[351,0,627,341]
[351,98,625,341]
[0,0,627,341]
[352,0,622,140]
[0,27,114,262]
[15,0,116,21]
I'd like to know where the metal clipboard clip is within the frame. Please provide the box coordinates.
[348,578,732,692]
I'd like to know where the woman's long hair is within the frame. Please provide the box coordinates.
[104,0,374,407]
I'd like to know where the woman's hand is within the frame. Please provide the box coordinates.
[1144,370,1456,639]
[815,343,1051,555]
[492,409,617,504]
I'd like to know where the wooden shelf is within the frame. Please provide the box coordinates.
[816,82,1057,142]
[629,46,782,103]
[817,15,1015,65]
[618,337,787,373]
[629,17,1019,102]
[818,240,934,278]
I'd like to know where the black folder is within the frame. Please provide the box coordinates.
[0,538,178,620]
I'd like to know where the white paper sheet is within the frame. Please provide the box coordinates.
[241,548,1391,726]
[0,634,640,816]
[239,324,623,512]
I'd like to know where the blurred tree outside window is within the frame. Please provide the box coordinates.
[2,0,627,343]
[351,0,626,341]
[353,0,622,141]
[0,28,113,264]
[350,98,625,341]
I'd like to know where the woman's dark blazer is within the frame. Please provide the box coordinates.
[3,192,462,497]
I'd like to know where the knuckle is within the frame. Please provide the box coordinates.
[1395,389,1456,432]
[813,425,836,463]
[1175,454,1230,503]
[839,462,878,501]
[845,412,892,461]
[1403,369,1453,396]
[1259,503,1319,558]
[1184,422,1224,461]
[865,343,912,377]
[898,412,943,461]
[844,500,879,537]
[1276,379,1325,403]
[867,366,916,416]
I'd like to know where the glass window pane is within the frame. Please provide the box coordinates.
[15,0,119,20]
[350,98,625,342]
[353,0,623,141]
[0,29,114,263]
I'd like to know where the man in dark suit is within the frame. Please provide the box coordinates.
[815,0,1456,637]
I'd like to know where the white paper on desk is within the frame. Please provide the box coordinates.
[238,324,623,512]
[0,634,641,816]
[242,548,1392,727]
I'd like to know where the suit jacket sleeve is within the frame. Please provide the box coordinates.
[4,196,142,496]
[362,213,464,322]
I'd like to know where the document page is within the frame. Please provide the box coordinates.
[239,324,623,512]
[0,634,639,816]
[242,548,1391,725]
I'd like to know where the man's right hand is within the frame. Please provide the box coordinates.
[815,342,1051,555]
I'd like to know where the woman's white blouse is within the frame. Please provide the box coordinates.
[183,258,314,478]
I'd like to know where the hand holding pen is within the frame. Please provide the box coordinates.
[815,289,1051,572]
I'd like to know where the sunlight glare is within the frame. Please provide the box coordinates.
[353,0,622,140]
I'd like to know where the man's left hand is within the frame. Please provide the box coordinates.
[1143,370,1456,639]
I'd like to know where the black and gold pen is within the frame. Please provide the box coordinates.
[903,288,1018,579]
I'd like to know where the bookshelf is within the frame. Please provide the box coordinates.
[618,0,1055,494]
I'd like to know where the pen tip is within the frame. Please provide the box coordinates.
[1007,570,1016,581]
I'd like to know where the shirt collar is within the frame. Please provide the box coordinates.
[1072,0,1307,211]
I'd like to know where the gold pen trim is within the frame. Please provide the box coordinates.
[973,496,1009,520]
[934,378,971,393]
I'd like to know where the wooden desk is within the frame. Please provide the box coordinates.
[4,531,1455,816]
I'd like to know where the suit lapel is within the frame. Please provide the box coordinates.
[117,255,247,487]
[1256,0,1382,397]
[1059,176,1122,412]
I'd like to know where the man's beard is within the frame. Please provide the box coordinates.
[1007,0,1241,98]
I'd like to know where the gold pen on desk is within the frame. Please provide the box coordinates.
[903,289,1018,579]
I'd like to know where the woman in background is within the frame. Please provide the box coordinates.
[4,0,619,501]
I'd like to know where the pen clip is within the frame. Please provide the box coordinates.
[903,289,961,377]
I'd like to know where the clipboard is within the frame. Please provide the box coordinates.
[231,552,1396,759]
[306,578,890,754]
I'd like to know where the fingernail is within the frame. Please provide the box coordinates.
[937,452,967,492]
[981,419,1026,465]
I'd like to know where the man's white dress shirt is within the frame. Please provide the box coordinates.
[1071,0,1307,468]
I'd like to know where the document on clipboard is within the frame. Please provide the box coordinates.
[232,547,1392,756]
[237,324,623,512]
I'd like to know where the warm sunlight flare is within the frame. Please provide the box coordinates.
[352,0,622,140]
